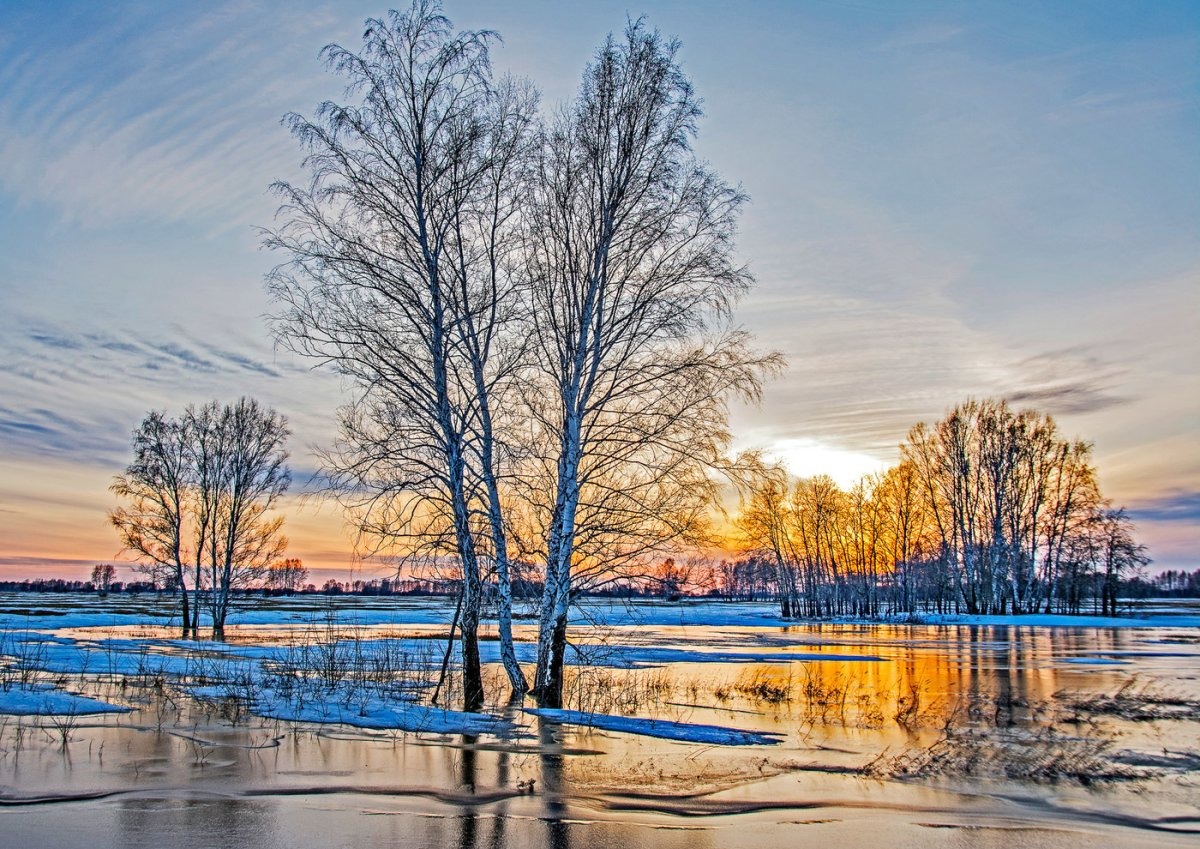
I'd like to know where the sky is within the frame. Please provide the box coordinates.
[0,0,1197,582]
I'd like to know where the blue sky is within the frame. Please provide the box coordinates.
[1,0,1197,578]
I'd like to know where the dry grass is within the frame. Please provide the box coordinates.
[1057,676,1200,723]
[862,722,1142,784]
[733,666,793,704]
[858,676,1200,785]
[724,666,951,731]
[563,666,675,716]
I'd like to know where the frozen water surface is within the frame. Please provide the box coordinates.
[1,592,1198,848]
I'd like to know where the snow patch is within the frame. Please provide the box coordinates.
[0,684,129,716]
[525,708,784,746]
[194,684,509,735]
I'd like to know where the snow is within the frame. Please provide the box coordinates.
[0,684,129,716]
[524,708,784,746]
[5,594,1198,633]
[560,643,885,667]
[152,634,882,671]
[569,600,792,628]
[190,684,508,736]
[3,593,1199,734]
[3,635,256,680]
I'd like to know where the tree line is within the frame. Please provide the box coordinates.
[1149,569,1200,597]
[737,398,1149,619]
[14,563,1189,601]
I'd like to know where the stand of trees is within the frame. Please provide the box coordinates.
[267,2,770,709]
[90,563,116,595]
[266,558,309,594]
[738,399,1150,619]
[110,398,291,639]
[265,4,1157,712]
[1149,569,1200,597]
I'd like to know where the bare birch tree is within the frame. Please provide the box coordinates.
[197,398,290,639]
[900,398,1142,615]
[873,459,936,613]
[90,563,117,595]
[111,411,195,637]
[1092,506,1149,616]
[735,459,798,617]
[268,558,309,594]
[521,20,772,706]
[266,1,535,706]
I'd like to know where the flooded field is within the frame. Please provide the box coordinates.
[1,592,1198,848]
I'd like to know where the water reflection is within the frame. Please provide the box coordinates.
[2,609,1197,848]
[735,623,1153,734]
[115,798,276,849]
[537,715,570,849]
[456,733,478,849]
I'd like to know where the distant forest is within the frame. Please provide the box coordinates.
[3,568,1197,603]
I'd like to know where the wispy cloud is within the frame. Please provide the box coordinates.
[1003,348,1129,415]
[28,332,85,350]
[0,556,101,571]
[188,337,283,378]
[148,342,219,372]
[0,2,334,230]
[0,318,327,465]
[0,404,129,464]
[1129,491,1200,524]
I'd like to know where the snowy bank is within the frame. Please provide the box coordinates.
[0,684,129,716]
[524,708,784,746]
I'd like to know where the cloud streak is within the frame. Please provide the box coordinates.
[0,319,324,466]
[1003,348,1130,415]
[1129,492,1200,525]
[0,2,335,230]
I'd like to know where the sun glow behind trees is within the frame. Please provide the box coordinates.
[765,438,886,489]
[734,398,1149,619]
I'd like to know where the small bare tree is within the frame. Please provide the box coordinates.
[197,398,290,639]
[873,460,937,614]
[111,411,195,636]
[268,558,309,594]
[1092,506,1149,616]
[90,563,117,596]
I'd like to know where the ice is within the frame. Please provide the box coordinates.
[525,708,784,745]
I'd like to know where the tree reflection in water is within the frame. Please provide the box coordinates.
[539,715,570,849]
[457,733,478,849]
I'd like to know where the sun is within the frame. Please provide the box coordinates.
[765,438,887,488]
